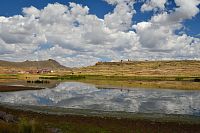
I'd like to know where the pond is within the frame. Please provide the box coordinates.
[0,82,200,116]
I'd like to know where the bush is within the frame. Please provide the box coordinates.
[175,77,184,81]
[194,78,200,82]
[18,118,44,133]
[27,80,50,84]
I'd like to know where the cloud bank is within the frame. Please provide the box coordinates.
[0,0,199,67]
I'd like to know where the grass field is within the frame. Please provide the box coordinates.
[73,60,200,77]
[39,75,200,90]
[0,74,200,90]
[0,60,200,90]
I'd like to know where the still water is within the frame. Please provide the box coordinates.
[0,82,200,116]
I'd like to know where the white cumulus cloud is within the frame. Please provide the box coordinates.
[0,0,199,67]
[141,0,167,12]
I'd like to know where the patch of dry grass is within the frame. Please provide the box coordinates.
[74,60,200,77]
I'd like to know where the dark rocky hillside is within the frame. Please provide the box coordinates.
[0,59,70,70]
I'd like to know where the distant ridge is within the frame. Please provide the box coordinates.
[0,59,70,70]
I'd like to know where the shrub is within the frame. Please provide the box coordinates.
[18,118,43,133]
[194,78,200,82]
[18,118,32,133]
[175,77,184,81]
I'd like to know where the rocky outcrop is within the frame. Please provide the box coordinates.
[47,128,62,133]
[0,111,18,123]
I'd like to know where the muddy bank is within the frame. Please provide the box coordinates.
[1,105,200,133]
[0,85,44,92]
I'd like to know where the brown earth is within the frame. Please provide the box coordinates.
[0,106,200,133]
[0,85,44,92]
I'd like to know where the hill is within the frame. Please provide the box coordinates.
[0,59,70,73]
[39,60,200,90]
[75,60,200,77]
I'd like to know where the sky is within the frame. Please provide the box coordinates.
[0,0,199,67]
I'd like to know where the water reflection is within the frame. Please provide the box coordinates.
[0,82,200,116]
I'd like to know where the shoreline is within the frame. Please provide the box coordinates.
[0,79,200,92]
[0,85,44,92]
[1,73,200,90]
[1,103,200,124]
[1,104,200,133]
[40,75,200,90]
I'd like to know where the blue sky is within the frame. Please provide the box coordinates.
[0,0,199,66]
[0,0,114,18]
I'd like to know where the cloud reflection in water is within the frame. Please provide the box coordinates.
[0,82,200,116]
